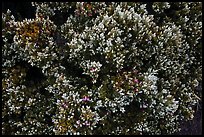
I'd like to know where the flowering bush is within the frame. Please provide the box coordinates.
[2,2,202,135]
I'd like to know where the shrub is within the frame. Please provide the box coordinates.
[2,2,202,135]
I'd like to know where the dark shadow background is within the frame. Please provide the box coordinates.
[2,2,36,21]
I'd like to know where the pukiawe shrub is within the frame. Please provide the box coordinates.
[2,2,202,135]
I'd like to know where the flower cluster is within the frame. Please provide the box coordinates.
[2,2,202,135]
[80,60,102,83]
[75,2,99,17]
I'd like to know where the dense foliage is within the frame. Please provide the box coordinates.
[2,2,202,135]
